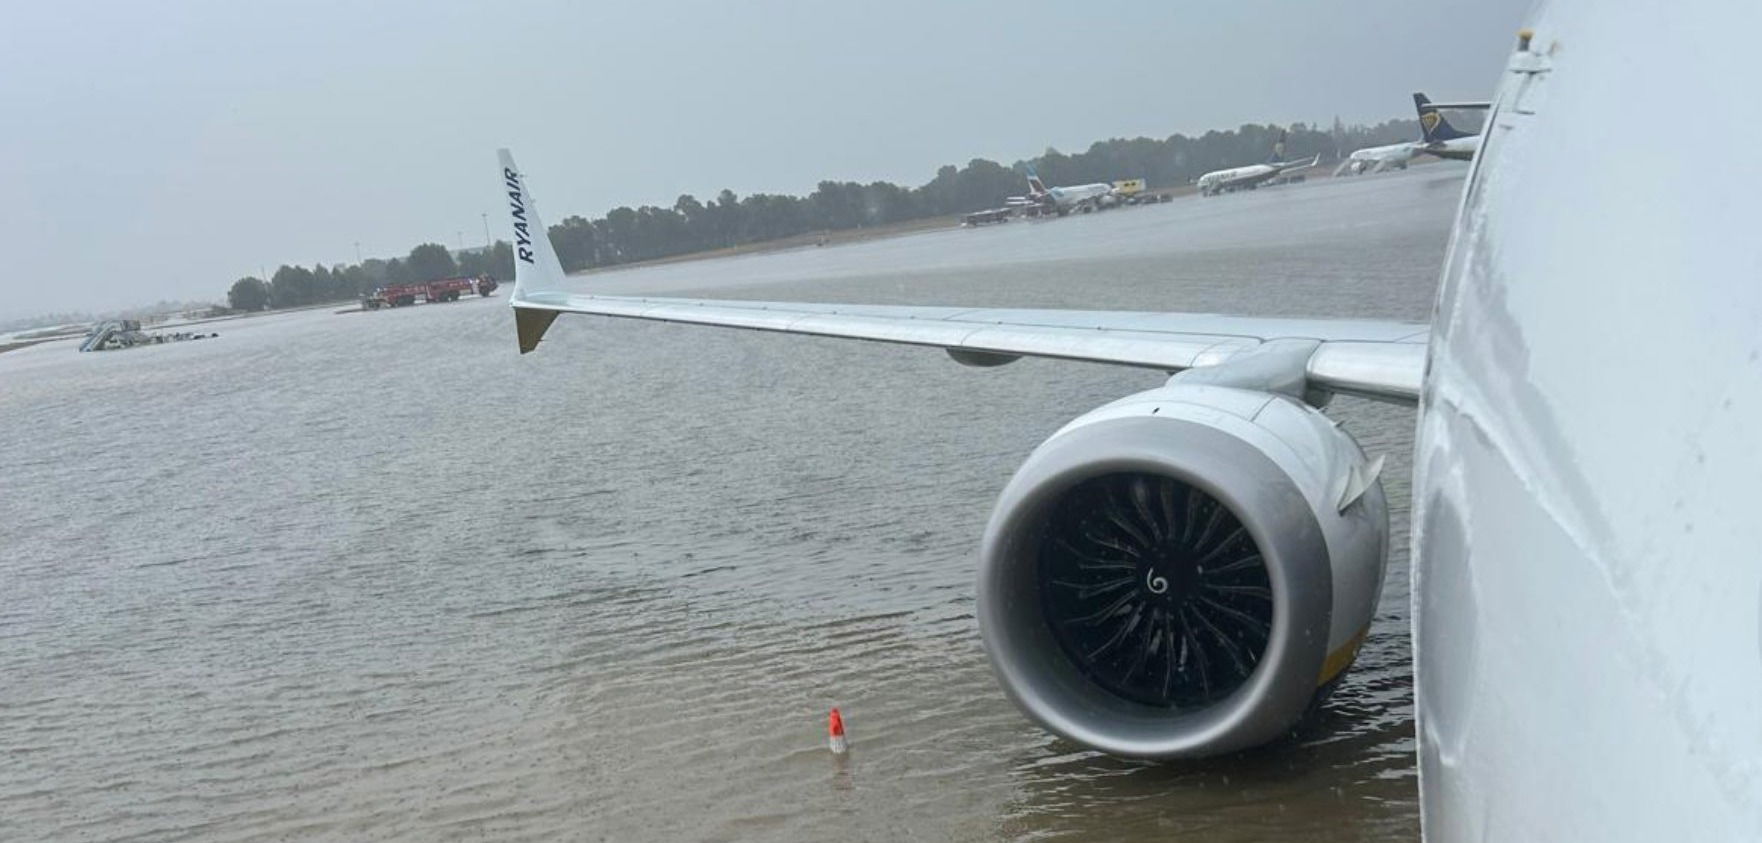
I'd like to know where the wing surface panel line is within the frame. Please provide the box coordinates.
[511,290,1426,405]
[536,292,1423,344]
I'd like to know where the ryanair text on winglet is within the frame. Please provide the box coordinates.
[504,167,535,265]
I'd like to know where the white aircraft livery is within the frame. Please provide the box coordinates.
[502,1,1762,837]
[1334,140,1420,176]
[1195,153,1320,196]
[1337,93,1487,176]
[1413,92,1484,161]
[1009,168,1115,215]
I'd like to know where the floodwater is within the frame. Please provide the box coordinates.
[0,166,1464,841]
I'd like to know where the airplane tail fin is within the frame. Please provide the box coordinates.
[1413,93,1472,142]
[498,149,567,353]
[1024,165,1049,196]
[1269,130,1288,164]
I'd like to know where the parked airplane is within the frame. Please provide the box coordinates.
[1414,92,1486,160]
[1338,94,1489,176]
[503,4,1761,838]
[1195,150,1321,195]
[1333,140,1420,176]
[1006,168,1115,215]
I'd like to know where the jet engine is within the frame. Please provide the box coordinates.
[977,382,1388,759]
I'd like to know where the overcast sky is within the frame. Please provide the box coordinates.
[1,0,1531,317]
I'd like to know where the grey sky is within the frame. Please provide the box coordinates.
[2,0,1529,317]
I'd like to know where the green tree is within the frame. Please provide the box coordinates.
[673,194,707,250]
[406,243,457,282]
[223,115,1427,306]
[227,276,270,311]
[549,217,599,272]
[384,258,413,285]
[486,241,514,279]
[269,265,317,307]
[311,264,352,301]
[708,189,740,247]
[341,264,375,297]
[809,181,864,229]
[455,241,517,279]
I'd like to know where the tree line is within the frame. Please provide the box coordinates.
[226,242,514,312]
[226,116,1419,312]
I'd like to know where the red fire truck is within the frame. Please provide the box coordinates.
[363,276,498,309]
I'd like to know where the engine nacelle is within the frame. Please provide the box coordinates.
[977,383,1388,759]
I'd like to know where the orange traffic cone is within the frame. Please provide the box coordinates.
[828,707,848,754]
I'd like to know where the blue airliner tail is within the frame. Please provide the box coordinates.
[1414,93,1473,142]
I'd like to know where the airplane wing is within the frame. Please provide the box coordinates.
[514,290,1427,403]
[499,150,1428,406]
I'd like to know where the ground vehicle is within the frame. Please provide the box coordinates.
[362,277,490,309]
[962,208,1012,226]
[417,278,474,303]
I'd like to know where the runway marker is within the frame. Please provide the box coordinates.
[828,707,848,754]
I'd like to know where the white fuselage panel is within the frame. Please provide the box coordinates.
[1047,183,1113,207]
[1351,142,1419,164]
[1197,164,1280,194]
[1414,1,1762,839]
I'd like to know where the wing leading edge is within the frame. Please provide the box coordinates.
[499,149,1428,406]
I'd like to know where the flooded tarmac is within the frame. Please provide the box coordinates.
[0,166,1463,841]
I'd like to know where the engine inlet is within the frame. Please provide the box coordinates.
[1038,473,1273,709]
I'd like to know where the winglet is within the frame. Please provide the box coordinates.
[498,148,569,354]
[515,307,558,354]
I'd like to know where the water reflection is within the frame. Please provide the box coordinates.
[0,168,1460,841]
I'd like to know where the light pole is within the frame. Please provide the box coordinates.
[354,241,362,264]
[481,213,491,248]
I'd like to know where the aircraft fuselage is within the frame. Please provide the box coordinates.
[1422,136,1480,161]
[1044,183,1113,209]
[1196,164,1284,195]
